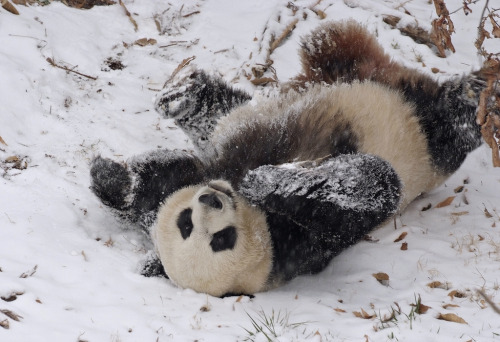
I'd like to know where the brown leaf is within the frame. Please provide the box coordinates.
[490,15,500,38]
[427,281,450,290]
[442,303,460,309]
[251,77,277,86]
[5,156,19,163]
[0,319,9,329]
[438,313,467,324]
[353,308,375,319]
[0,309,22,322]
[134,38,157,46]
[436,196,455,208]
[484,208,493,218]
[401,242,408,250]
[493,26,500,39]
[431,67,440,73]
[1,0,19,15]
[394,232,407,242]
[417,303,430,314]
[0,136,7,146]
[448,290,466,300]
[333,308,346,313]
[373,272,390,286]
[411,302,430,314]
[454,185,464,193]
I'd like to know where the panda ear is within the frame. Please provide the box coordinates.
[239,154,402,239]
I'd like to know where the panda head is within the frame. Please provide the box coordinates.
[153,180,273,297]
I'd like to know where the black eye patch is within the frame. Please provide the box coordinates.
[177,208,193,240]
[210,226,237,252]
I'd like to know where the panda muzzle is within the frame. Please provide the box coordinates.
[198,192,223,210]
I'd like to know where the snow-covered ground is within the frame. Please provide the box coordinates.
[1,0,499,341]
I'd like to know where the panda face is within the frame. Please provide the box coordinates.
[153,180,273,297]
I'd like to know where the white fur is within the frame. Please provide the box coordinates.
[153,182,272,297]
[215,82,446,208]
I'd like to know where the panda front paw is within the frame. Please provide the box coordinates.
[90,156,133,211]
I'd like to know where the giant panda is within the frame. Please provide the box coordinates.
[90,20,488,297]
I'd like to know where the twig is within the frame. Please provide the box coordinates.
[477,289,500,314]
[182,10,200,18]
[269,18,299,54]
[46,57,98,80]
[164,56,196,86]
[119,0,138,32]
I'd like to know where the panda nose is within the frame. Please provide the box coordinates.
[198,193,223,210]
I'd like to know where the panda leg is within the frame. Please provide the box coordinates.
[239,154,402,282]
[240,153,402,248]
[90,149,205,230]
[155,69,251,149]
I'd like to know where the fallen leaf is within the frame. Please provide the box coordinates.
[333,308,346,313]
[0,309,22,322]
[437,313,467,324]
[428,281,442,288]
[401,242,408,250]
[0,319,8,329]
[484,208,493,218]
[0,136,6,146]
[353,308,375,319]
[454,185,464,193]
[442,303,460,309]
[373,272,390,286]
[427,281,450,290]
[411,302,431,314]
[394,232,407,242]
[5,156,19,163]
[448,290,466,300]
[134,38,157,46]
[436,196,455,208]
[431,67,440,73]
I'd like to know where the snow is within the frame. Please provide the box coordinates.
[0,0,499,341]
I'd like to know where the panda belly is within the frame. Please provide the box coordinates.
[326,82,448,208]
[214,81,445,208]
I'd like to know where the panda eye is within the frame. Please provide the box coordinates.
[177,208,193,240]
[210,226,237,252]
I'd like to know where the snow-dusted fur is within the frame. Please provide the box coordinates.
[90,21,486,296]
[155,70,251,150]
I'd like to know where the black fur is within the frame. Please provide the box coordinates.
[397,74,483,174]
[240,154,401,282]
[206,111,359,187]
[210,226,237,252]
[90,149,205,229]
[177,208,194,240]
[90,157,132,210]
[155,70,251,149]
